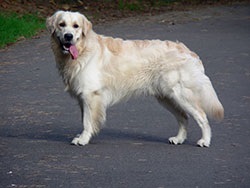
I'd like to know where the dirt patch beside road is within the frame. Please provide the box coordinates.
[0,0,248,24]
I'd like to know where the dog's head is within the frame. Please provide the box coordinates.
[46,11,92,59]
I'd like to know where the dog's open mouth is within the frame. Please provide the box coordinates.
[62,42,78,60]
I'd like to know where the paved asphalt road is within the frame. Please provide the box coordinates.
[1,4,250,188]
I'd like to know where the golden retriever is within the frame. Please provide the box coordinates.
[46,11,224,147]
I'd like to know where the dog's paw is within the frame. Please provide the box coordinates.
[197,139,210,147]
[168,136,185,145]
[71,135,89,146]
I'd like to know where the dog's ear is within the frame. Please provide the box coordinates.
[46,11,63,34]
[81,15,92,36]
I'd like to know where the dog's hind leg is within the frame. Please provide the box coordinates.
[168,91,212,147]
[157,96,188,145]
[72,92,106,146]
[190,109,211,147]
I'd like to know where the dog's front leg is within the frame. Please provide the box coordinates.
[71,93,106,146]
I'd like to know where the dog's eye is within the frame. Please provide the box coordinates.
[59,22,66,27]
[73,24,79,29]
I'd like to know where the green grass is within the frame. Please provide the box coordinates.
[0,12,45,48]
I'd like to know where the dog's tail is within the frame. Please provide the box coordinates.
[200,77,224,121]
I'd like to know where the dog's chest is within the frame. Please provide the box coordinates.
[60,61,102,96]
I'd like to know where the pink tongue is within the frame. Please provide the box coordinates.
[69,45,78,60]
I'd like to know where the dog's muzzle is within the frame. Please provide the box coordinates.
[58,33,78,60]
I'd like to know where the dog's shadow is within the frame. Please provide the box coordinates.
[1,127,168,145]
[94,128,168,144]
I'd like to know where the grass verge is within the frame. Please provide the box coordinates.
[0,12,45,48]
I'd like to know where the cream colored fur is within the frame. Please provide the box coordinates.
[46,11,224,147]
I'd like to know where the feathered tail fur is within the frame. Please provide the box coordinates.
[200,78,224,121]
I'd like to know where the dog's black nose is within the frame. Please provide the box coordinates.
[64,33,73,41]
